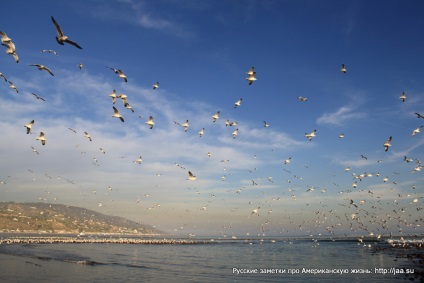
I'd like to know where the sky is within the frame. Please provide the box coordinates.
[1,0,424,237]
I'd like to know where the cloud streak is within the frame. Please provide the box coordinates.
[317,102,367,126]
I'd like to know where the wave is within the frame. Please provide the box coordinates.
[63,259,105,266]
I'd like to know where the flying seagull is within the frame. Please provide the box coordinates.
[30,64,54,76]
[112,106,124,122]
[232,128,238,139]
[84,132,92,141]
[51,16,82,49]
[400,92,406,102]
[8,81,18,93]
[41,49,58,56]
[122,98,134,113]
[31,146,39,155]
[153,82,159,89]
[134,156,142,164]
[383,136,392,152]
[109,89,117,104]
[246,72,257,85]
[145,116,155,129]
[24,120,34,134]
[234,98,242,108]
[2,42,19,63]
[212,111,220,122]
[187,171,197,181]
[31,93,45,101]
[305,129,316,141]
[106,66,127,82]
[182,120,189,132]
[415,113,424,119]
[199,128,205,137]
[340,64,347,74]
[412,126,423,136]
[36,132,46,145]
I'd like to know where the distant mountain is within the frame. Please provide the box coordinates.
[0,202,163,235]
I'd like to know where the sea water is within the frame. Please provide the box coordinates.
[0,237,417,282]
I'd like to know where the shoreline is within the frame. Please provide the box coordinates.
[372,240,424,280]
[0,236,215,245]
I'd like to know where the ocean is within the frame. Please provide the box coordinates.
[0,236,421,283]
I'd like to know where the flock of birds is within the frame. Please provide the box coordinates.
[1,15,423,238]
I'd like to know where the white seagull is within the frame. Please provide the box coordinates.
[112,106,124,122]
[84,132,92,141]
[234,98,242,108]
[199,128,205,137]
[24,120,35,134]
[212,111,220,122]
[135,156,143,164]
[2,42,19,63]
[305,129,316,141]
[30,64,54,76]
[31,146,39,155]
[36,132,46,145]
[412,126,423,136]
[106,66,127,82]
[145,116,155,129]
[51,16,82,49]
[383,136,392,151]
[153,82,159,89]
[251,207,260,216]
[182,120,189,132]
[41,49,58,55]
[9,81,18,93]
[400,92,406,102]
[246,72,257,85]
[109,90,117,104]
[340,64,347,74]
[187,171,197,181]
[232,128,238,139]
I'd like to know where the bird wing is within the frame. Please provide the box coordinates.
[64,38,82,49]
[51,16,64,37]
[44,67,54,76]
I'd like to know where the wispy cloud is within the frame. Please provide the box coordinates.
[316,100,367,126]
[88,0,194,38]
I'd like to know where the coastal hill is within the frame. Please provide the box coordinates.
[0,202,163,235]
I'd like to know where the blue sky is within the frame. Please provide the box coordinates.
[1,0,423,237]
